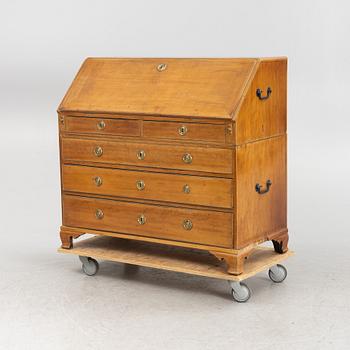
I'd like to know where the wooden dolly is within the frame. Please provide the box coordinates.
[58,236,294,302]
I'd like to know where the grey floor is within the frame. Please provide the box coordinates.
[0,111,349,350]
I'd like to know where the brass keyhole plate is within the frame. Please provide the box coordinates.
[157,63,167,72]
[178,125,188,136]
[137,150,146,160]
[136,180,145,191]
[137,214,146,225]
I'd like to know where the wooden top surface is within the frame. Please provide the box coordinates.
[58,236,293,281]
[58,58,259,119]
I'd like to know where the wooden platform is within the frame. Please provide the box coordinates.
[58,236,294,282]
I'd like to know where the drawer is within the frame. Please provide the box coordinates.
[63,195,233,248]
[62,165,232,208]
[61,137,233,174]
[64,116,140,137]
[143,121,227,143]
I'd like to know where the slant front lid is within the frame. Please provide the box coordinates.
[58,58,258,119]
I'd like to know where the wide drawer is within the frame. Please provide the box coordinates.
[143,121,227,143]
[63,195,233,248]
[62,165,232,208]
[64,116,140,137]
[61,137,233,174]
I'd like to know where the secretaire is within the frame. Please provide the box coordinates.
[58,57,288,275]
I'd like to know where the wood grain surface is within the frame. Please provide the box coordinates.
[61,137,233,174]
[235,58,287,144]
[62,165,232,208]
[143,120,227,143]
[65,116,140,137]
[63,195,233,248]
[58,58,257,118]
[235,135,287,248]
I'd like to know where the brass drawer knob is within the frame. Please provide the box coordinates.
[182,153,193,164]
[95,209,104,220]
[183,219,193,230]
[94,146,103,157]
[97,120,106,130]
[178,125,188,136]
[136,180,145,191]
[137,150,146,160]
[137,214,146,225]
[183,184,190,194]
[94,176,103,187]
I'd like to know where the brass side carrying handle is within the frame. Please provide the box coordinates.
[94,146,103,157]
[182,153,193,164]
[255,180,272,194]
[256,87,272,100]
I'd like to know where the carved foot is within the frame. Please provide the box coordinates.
[210,247,254,275]
[60,227,83,249]
[270,230,289,254]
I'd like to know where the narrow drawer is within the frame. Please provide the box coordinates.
[61,137,233,174]
[63,195,233,248]
[62,165,232,208]
[143,121,227,143]
[64,116,140,137]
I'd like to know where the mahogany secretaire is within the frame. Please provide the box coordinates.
[58,57,288,275]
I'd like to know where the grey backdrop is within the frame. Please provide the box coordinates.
[0,1,349,349]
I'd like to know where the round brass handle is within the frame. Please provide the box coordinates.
[97,120,106,130]
[183,219,193,230]
[178,125,188,136]
[136,150,146,160]
[94,146,103,157]
[137,214,146,225]
[182,153,193,164]
[95,209,104,220]
[94,176,103,187]
[183,184,190,194]
[136,180,145,191]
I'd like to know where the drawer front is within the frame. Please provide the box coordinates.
[143,121,227,143]
[65,117,140,137]
[62,165,232,208]
[63,195,233,248]
[61,138,233,174]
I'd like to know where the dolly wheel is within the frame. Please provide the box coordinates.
[79,256,99,276]
[268,264,287,283]
[229,281,251,303]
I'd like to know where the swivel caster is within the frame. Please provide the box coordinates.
[79,256,99,276]
[229,281,251,303]
[268,264,287,283]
